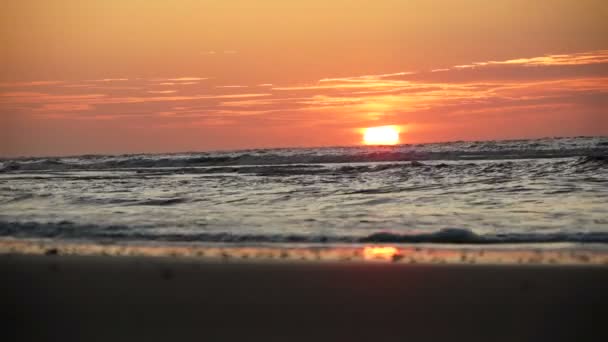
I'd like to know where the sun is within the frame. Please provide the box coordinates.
[362,125,400,145]
[363,246,400,260]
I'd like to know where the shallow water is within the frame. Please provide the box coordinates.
[1,136,607,245]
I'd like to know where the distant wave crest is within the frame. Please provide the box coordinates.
[1,137,606,172]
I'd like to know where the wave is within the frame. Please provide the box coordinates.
[2,137,606,172]
[1,221,607,244]
[359,229,608,244]
[133,198,189,206]
[574,155,608,167]
[2,153,605,174]
[2,156,605,178]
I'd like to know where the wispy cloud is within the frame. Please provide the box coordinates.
[199,50,237,56]
[0,92,106,104]
[273,80,413,91]
[2,49,607,144]
[34,103,94,112]
[147,90,178,94]
[165,77,208,82]
[90,78,129,82]
[319,71,414,83]
[0,81,64,87]
[454,50,608,69]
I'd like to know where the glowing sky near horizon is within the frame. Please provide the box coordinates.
[1,0,607,156]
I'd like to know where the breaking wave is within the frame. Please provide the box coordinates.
[2,157,605,178]
[1,136,606,172]
[1,221,607,244]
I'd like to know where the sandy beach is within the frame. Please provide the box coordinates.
[2,253,606,342]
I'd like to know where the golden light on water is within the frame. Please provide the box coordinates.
[362,125,400,145]
[363,246,400,260]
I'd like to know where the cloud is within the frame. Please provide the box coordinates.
[453,50,608,69]
[90,78,129,82]
[2,49,606,141]
[319,71,414,83]
[165,77,208,82]
[0,92,106,104]
[199,50,237,55]
[0,81,64,87]
[147,90,178,94]
[34,103,94,112]
[273,80,412,91]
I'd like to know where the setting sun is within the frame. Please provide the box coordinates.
[363,246,401,260]
[362,126,400,145]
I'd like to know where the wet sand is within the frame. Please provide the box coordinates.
[1,254,607,341]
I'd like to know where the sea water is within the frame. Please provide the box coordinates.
[1,136,607,251]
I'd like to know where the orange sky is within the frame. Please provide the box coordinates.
[1,0,607,157]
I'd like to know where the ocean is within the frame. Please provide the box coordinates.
[1,136,607,257]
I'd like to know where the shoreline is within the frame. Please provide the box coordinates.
[2,237,608,265]
[2,253,607,341]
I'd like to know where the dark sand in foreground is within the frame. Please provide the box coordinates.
[2,254,607,341]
